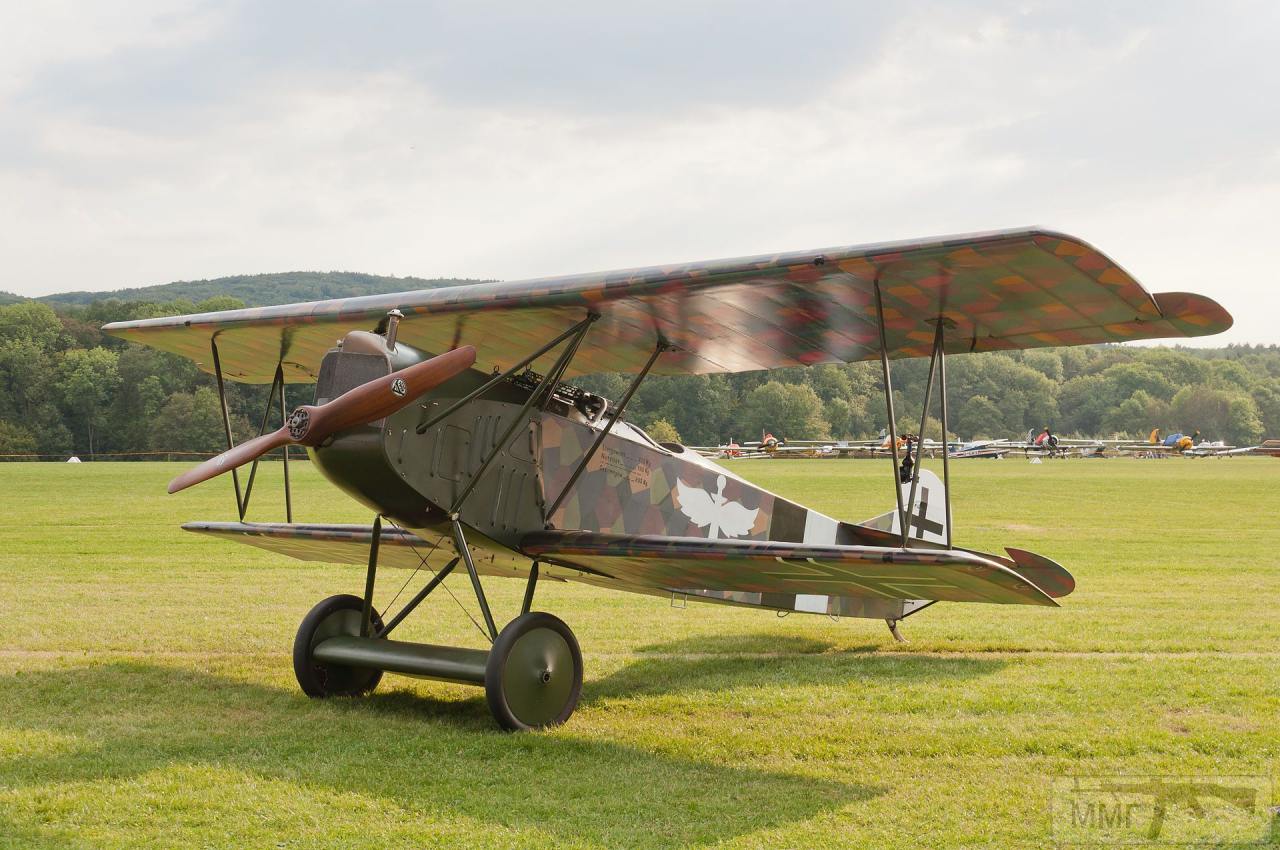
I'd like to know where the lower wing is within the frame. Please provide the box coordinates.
[184,522,1066,608]
[521,531,1059,606]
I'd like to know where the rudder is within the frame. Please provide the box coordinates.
[856,469,949,546]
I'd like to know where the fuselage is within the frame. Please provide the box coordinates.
[307,333,878,571]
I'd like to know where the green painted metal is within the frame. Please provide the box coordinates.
[520,562,539,615]
[447,315,592,516]
[301,601,384,695]
[312,635,488,686]
[360,515,381,637]
[308,339,459,528]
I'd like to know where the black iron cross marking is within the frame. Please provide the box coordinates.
[908,486,945,536]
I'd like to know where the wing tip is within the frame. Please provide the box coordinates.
[1152,291,1234,337]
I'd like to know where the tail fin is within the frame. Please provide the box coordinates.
[857,469,950,546]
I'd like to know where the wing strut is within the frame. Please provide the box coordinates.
[937,326,953,548]
[873,283,957,551]
[446,314,597,517]
[902,321,947,548]
[210,337,244,516]
[873,281,908,541]
[210,338,294,521]
[453,518,499,641]
[416,314,598,435]
[543,338,670,524]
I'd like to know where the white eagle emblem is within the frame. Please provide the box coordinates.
[675,475,759,539]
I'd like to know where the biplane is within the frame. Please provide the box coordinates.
[103,227,1232,730]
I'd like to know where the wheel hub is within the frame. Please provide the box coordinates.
[502,628,575,727]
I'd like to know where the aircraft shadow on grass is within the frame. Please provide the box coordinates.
[587,632,1005,700]
[0,648,966,849]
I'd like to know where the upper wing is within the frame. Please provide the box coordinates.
[521,530,1058,606]
[103,227,1232,383]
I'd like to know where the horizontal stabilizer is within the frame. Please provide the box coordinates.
[1002,548,1075,598]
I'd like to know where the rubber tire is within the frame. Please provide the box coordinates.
[293,594,385,698]
[485,612,583,731]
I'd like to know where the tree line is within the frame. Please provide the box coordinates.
[2,296,1277,458]
[580,342,1279,448]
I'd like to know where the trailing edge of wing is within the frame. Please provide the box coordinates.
[521,531,1059,607]
[103,228,1232,383]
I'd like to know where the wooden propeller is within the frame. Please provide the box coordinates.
[168,345,476,494]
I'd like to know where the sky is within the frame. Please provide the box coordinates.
[1,1,1277,344]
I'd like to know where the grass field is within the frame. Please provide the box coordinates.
[1,458,1276,848]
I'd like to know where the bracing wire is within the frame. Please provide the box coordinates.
[383,518,491,642]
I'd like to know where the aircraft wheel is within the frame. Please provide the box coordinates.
[485,612,582,731]
[293,594,384,698]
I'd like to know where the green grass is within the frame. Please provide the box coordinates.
[0,458,1276,848]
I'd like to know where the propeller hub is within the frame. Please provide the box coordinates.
[286,408,311,441]
[166,345,475,495]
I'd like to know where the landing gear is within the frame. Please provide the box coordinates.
[293,594,385,697]
[292,594,583,730]
[485,612,583,731]
[293,518,583,729]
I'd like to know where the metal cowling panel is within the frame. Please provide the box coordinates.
[315,351,390,404]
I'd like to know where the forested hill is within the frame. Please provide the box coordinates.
[35,271,488,308]
[0,273,1278,458]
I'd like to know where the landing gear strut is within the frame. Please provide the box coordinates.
[292,522,583,730]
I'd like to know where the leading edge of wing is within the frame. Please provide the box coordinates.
[102,226,1232,384]
[521,531,1059,607]
[182,521,447,570]
[103,226,1062,333]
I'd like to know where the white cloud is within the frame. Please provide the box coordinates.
[0,1,1276,344]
